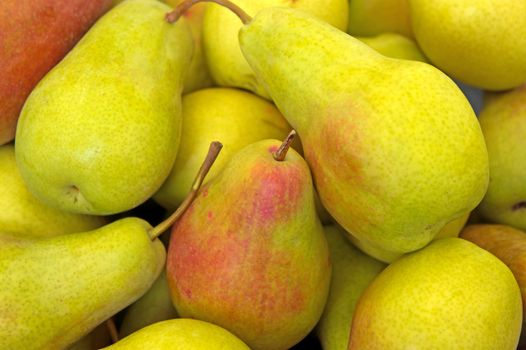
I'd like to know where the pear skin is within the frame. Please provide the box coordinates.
[349,238,522,349]
[316,225,385,350]
[166,139,331,350]
[103,319,250,349]
[238,7,488,257]
[357,33,427,62]
[15,0,193,215]
[0,218,165,350]
[0,145,106,238]
[348,0,412,38]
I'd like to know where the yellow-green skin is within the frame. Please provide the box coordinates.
[409,0,526,90]
[15,0,193,215]
[348,0,412,38]
[0,145,106,238]
[357,33,426,63]
[0,218,166,350]
[349,238,522,350]
[316,225,385,350]
[203,0,348,99]
[119,270,178,338]
[104,319,250,349]
[478,85,526,230]
[154,87,291,210]
[240,8,489,257]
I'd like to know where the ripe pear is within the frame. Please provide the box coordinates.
[119,270,178,338]
[227,6,488,257]
[202,0,348,98]
[477,85,526,229]
[357,33,426,62]
[0,145,106,238]
[409,0,526,90]
[15,0,193,215]
[349,238,522,349]
[166,136,331,350]
[316,225,385,350]
[348,0,412,38]
[0,218,166,350]
[103,319,250,349]
[154,87,291,210]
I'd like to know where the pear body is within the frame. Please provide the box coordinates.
[203,0,348,98]
[409,0,526,90]
[0,218,165,350]
[357,33,426,62]
[166,140,331,350]
[15,0,193,215]
[477,86,526,229]
[154,87,291,210]
[348,0,412,38]
[104,319,250,349]
[239,8,488,257]
[0,145,105,238]
[316,225,385,350]
[349,238,522,349]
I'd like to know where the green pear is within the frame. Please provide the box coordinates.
[119,270,178,338]
[409,0,526,90]
[349,238,522,349]
[0,144,106,238]
[166,136,331,350]
[357,33,427,62]
[202,0,348,98]
[154,87,291,210]
[226,6,488,257]
[15,0,193,215]
[0,218,166,350]
[316,225,385,350]
[103,319,250,349]
[348,0,412,38]
[477,85,526,229]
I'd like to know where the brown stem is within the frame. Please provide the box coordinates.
[148,141,223,240]
[165,0,252,25]
[273,130,296,161]
[106,318,119,344]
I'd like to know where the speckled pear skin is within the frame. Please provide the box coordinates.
[239,7,489,257]
[0,217,166,350]
[409,0,526,90]
[357,33,427,62]
[104,319,250,349]
[0,145,106,238]
[166,140,331,350]
[316,225,385,350]
[154,88,291,210]
[477,85,526,230]
[348,238,523,350]
[348,0,412,38]
[203,0,348,99]
[15,0,193,215]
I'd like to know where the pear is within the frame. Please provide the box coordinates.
[477,85,526,230]
[202,0,348,98]
[357,33,427,62]
[166,134,331,350]
[0,144,106,238]
[0,218,166,350]
[316,225,385,350]
[349,238,522,349]
[103,319,250,349]
[409,0,526,90]
[187,4,487,257]
[15,0,193,215]
[119,270,178,338]
[154,87,291,210]
[348,0,412,38]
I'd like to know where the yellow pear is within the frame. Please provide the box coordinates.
[348,0,412,38]
[357,33,426,62]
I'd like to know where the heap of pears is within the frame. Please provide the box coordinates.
[2,0,526,349]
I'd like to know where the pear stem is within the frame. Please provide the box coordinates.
[148,141,223,241]
[106,318,119,344]
[273,130,296,161]
[165,0,252,25]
